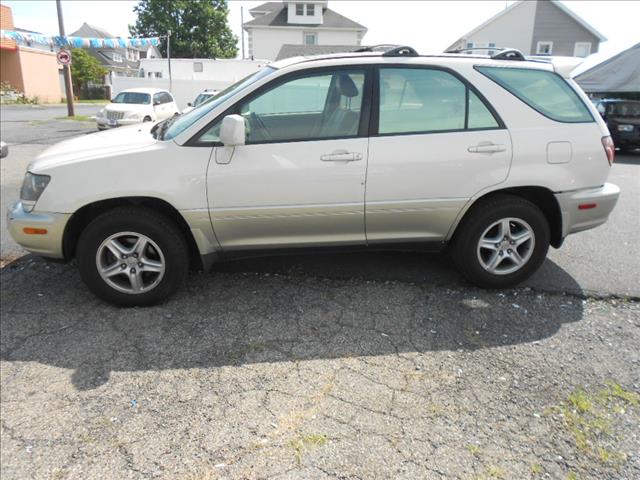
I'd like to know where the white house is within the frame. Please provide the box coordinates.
[446,0,606,58]
[243,1,367,61]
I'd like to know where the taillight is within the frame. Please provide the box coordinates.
[601,136,615,166]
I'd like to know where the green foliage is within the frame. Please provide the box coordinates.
[130,0,237,59]
[70,49,108,92]
[555,382,638,468]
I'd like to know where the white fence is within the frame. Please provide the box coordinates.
[111,59,268,110]
[110,77,230,110]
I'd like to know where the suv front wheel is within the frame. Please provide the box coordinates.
[76,207,189,306]
[452,194,550,288]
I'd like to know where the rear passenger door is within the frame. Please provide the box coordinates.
[365,66,512,243]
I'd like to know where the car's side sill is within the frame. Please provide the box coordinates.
[207,240,447,266]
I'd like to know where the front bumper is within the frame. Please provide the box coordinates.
[555,183,620,238]
[6,201,70,259]
[96,117,144,129]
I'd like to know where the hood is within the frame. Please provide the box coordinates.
[30,123,158,172]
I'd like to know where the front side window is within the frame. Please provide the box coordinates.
[476,66,593,123]
[160,92,174,104]
[378,67,499,134]
[198,69,366,144]
[165,66,276,141]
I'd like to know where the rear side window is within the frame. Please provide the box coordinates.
[378,68,501,135]
[476,66,593,123]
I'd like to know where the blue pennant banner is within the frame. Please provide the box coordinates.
[0,29,160,49]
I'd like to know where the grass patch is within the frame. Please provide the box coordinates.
[486,465,505,478]
[466,443,481,457]
[554,382,638,468]
[55,115,92,122]
[288,433,327,466]
[530,463,543,475]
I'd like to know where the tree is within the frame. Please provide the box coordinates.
[70,49,108,92]
[129,0,238,59]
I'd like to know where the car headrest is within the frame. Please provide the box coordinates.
[337,73,359,98]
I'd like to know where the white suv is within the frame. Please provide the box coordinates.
[7,46,620,306]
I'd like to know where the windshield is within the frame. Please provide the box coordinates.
[194,93,214,107]
[112,92,151,105]
[606,102,640,118]
[164,66,276,141]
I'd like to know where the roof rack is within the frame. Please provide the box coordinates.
[445,46,526,61]
[383,46,419,57]
[491,49,526,61]
[355,44,419,57]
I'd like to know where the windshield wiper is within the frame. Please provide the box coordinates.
[158,115,179,140]
[150,120,164,139]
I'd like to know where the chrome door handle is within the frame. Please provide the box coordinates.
[468,143,506,154]
[320,150,363,162]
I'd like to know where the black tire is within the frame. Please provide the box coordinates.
[143,116,152,122]
[451,194,550,289]
[76,206,189,307]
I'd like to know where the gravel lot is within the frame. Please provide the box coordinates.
[1,108,639,479]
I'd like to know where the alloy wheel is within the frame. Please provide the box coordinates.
[476,217,535,275]
[95,231,165,294]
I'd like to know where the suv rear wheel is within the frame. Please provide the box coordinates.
[76,207,188,306]
[452,194,550,288]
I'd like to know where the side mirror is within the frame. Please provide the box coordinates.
[153,100,161,106]
[219,114,246,146]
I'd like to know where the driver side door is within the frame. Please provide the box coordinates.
[200,67,371,250]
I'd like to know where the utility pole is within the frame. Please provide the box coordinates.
[55,0,74,116]
[167,30,172,93]
[240,7,245,59]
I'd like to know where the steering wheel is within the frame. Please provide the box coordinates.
[248,111,273,141]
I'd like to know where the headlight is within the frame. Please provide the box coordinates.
[97,109,105,118]
[20,172,50,212]
[617,124,634,132]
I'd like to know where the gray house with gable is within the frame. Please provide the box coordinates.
[446,0,606,58]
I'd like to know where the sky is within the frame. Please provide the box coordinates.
[3,0,639,74]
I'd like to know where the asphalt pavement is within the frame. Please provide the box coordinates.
[1,104,639,480]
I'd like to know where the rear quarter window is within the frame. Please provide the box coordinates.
[476,66,593,123]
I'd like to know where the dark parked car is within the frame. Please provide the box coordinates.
[593,99,640,152]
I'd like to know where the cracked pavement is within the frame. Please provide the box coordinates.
[1,109,639,479]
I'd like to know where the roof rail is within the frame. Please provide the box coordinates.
[355,44,419,56]
[445,46,526,61]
